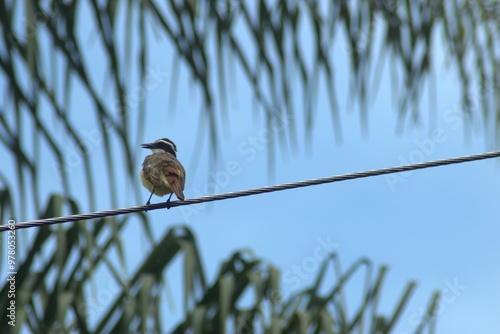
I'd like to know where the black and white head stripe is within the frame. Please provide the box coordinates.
[154,138,177,156]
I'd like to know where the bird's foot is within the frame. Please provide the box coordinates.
[144,200,152,213]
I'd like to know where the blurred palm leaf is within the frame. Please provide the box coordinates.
[0,196,437,333]
[1,0,499,218]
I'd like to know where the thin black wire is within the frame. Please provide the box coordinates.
[2,150,499,232]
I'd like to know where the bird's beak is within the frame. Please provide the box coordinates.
[141,143,154,149]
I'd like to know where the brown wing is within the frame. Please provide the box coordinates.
[142,155,166,188]
[162,154,186,200]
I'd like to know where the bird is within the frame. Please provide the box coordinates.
[140,138,186,207]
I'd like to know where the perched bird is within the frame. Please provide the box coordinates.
[140,138,186,206]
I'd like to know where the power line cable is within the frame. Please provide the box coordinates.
[2,150,499,232]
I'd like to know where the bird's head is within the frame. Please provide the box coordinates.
[141,138,178,157]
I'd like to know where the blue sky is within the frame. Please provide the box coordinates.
[2,2,500,333]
